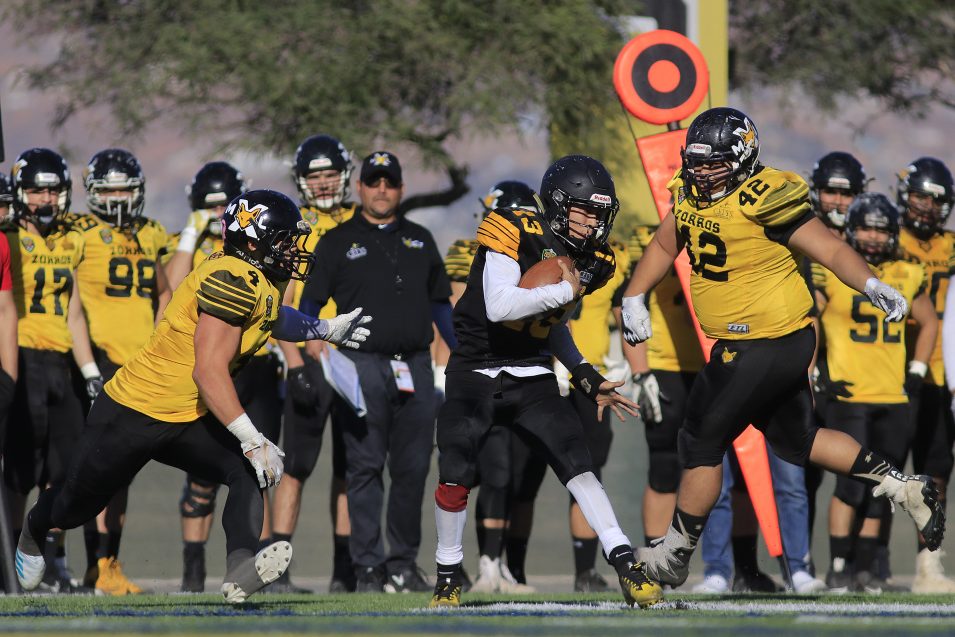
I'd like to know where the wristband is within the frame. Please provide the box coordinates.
[226,412,259,445]
[80,362,102,380]
[570,361,606,401]
[176,227,199,253]
[908,360,929,378]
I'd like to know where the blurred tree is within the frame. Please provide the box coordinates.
[729,0,955,115]
[2,0,630,209]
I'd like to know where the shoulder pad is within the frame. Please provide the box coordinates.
[739,168,810,227]
[196,263,260,326]
[476,206,546,261]
[64,212,101,233]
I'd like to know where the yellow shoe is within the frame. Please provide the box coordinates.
[95,557,143,595]
[618,562,664,609]
[429,577,462,608]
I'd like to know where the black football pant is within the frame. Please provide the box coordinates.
[911,382,955,482]
[26,392,263,558]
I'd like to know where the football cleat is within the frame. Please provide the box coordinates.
[94,557,143,596]
[912,549,955,593]
[637,538,692,587]
[617,561,664,609]
[874,474,945,551]
[15,548,46,591]
[221,541,292,604]
[429,576,462,608]
[574,568,610,593]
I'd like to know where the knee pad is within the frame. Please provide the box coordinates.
[648,450,680,493]
[833,474,866,509]
[436,483,470,512]
[179,480,219,518]
[677,427,725,469]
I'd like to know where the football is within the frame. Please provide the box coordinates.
[519,256,574,289]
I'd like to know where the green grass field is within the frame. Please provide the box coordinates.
[2,592,955,636]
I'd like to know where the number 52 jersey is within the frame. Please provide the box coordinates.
[667,166,814,340]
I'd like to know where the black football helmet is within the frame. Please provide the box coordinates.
[84,148,145,228]
[845,192,900,265]
[809,151,866,230]
[0,173,12,207]
[222,189,312,283]
[896,157,954,239]
[681,107,760,205]
[10,147,72,234]
[539,155,619,253]
[292,134,352,210]
[479,180,540,218]
[187,161,247,236]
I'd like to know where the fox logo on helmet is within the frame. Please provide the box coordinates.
[229,198,269,237]
[731,118,757,162]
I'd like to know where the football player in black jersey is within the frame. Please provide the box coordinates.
[429,155,662,609]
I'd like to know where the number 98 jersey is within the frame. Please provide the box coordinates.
[667,166,814,340]
[70,213,168,365]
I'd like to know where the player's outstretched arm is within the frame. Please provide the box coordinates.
[271,306,372,349]
[790,216,908,321]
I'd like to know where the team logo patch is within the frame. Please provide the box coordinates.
[580,270,593,284]
[727,323,750,335]
[541,249,557,260]
[721,348,738,364]
[303,208,318,225]
[580,378,592,395]
[402,237,424,249]
[20,236,35,253]
[346,242,367,260]
[99,228,113,244]
[261,294,275,331]
[370,152,392,167]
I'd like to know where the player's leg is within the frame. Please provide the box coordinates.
[513,374,662,608]
[694,454,734,593]
[328,413,354,592]
[431,370,497,606]
[471,425,513,593]
[504,430,545,589]
[643,370,691,544]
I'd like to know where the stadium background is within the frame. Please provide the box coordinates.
[1,1,954,584]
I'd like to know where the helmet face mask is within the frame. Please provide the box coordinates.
[292,135,352,211]
[11,148,72,234]
[897,157,954,239]
[84,149,145,229]
[681,107,760,205]
[540,155,619,254]
[845,193,900,266]
[222,190,312,283]
[809,152,866,230]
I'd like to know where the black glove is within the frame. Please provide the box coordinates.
[569,362,608,402]
[85,375,104,400]
[287,366,319,408]
[825,379,855,399]
[905,361,927,398]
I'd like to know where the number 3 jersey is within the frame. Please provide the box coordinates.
[70,213,168,365]
[105,253,282,422]
[667,166,814,340]
[813,260,926,403]
[2,223,85,353]
[448,206,615,372]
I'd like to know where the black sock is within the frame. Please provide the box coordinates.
[572,536,599,574]
[53,531,66,559]
[476,524,487,556]
[272,532,292,544]
[333,534,352,580]
[436,561,462,583]
[183,541,205,563]
[483,528,505,559]
[256,537,272,551]
[854,536,878,574]
[849,449,898,486]
[506,537,529,584]
[83,527,100,569]
[96,532,110,560]
[671,508,708,550]
[107,530,122,559]
[732,535,759,576]
[607,544,636,578]
[829,536,851,571]
[644,535,662,547]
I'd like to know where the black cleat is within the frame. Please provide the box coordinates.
[574,568,610,592]
[430,576,462,608]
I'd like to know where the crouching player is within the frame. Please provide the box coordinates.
[15,190,372,603]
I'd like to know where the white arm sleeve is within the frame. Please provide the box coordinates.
[944,280,955,391]
[483,251,575,322]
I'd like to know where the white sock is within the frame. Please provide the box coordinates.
[566,472,629,558]
[435,504,467,566]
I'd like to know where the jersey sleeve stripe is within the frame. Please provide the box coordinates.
[753,180,811,226]
[197,284,255,314]
[202,274,257,300]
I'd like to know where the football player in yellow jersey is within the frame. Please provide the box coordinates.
[3,147,106,593]
[622,107,945,587]
[815,193,937,593]
[271,134,358,594]
[69,148,170,596]
[895,157,955,591]
[16,189,373,603]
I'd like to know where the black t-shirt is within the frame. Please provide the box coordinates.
[302,211,451,354]
[448,206,615,372]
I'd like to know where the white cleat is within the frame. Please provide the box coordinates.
[791,570,827,594]
[692,573,729,594]
[221,541,292,604]
[912,548,955,593]
[16,548,46,591]
[873,473,945,550]
[468,555,502,593]
[637,538,692,587]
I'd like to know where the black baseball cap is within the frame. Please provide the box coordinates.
[360,151,402,186]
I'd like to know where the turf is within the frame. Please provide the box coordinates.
[2,592,955,636]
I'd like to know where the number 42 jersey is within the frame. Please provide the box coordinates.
[667,166,814,340]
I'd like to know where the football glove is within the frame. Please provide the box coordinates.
[905,360,928,398]
[864,277,908,322]
[286,366,319,408]
[85,376,104,400]
[325,307,372,349]
[240,432,286,489]
[622,294,652,345]
[185,209,217,236]
[631,372,666,425]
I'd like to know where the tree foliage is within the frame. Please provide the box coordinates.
[729,0,955,115]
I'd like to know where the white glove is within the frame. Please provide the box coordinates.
[603,356,631,384]
[554,360,571,397]
[325,307,373,349]
[864,277,908,322]
[631,372,664,424]
[622,294,652,344]
[226,414,285,489]
[177,209,217,253]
